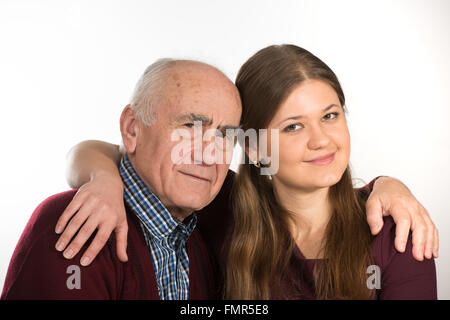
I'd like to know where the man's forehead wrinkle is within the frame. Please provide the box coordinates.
[170,61,232,88]
[157,60,241,128]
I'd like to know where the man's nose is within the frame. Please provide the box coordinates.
[191,135,217,165]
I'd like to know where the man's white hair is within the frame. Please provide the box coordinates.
[129,58,175,126]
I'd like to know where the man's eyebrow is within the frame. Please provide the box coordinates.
[277,104,340,125]
[219,124,241,132]
[175,113,240,131]
[175,113,212,125]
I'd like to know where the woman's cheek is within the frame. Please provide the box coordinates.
[278,142,306,179]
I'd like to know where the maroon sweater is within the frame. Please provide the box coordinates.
[1,171,437,299]
[196,172,437,300]
[271,216,437,299]
[1,189,218,300]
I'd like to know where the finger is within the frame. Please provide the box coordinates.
[55,193,84,234]
[55,203,92,253]
[365,196,384,235]
[393,215,411,253]
[79,224,115,266]
[433,227,439,258]
[419,206,439,259]
[61,217,98,260]
[421,212,435,259]
[411,215,427,261]
[114,223,129,263]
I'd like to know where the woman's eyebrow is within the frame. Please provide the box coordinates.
[277,104,340,125]
[322,104,339,112]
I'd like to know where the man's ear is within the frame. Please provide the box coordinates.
[120,105,140,154]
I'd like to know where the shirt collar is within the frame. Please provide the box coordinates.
[119,153,197,241]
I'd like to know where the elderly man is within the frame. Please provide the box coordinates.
[1,59,241,299]
[1,59,437,300]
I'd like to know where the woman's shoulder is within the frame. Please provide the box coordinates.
[370,216,398,268]
[370,216,437,299]
[371,215,436,269]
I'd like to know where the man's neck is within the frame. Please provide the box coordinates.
[166,206,194,223]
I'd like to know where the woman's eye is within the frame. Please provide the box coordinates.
[284,123,303,132]
[323,112,339,121]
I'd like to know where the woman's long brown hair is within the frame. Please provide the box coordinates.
[225,44,375,299]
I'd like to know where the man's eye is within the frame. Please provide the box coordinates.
[323,112,339,121]
[284,123,303,132]
[223,134,235,143]
[183,123,194,128]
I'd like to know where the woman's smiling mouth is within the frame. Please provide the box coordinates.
[304,152,336,166]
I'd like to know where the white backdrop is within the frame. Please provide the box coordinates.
[1,0,449,298]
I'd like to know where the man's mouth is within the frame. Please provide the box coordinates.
[179,171,211,182]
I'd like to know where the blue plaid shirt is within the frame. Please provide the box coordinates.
[119,154,197,300]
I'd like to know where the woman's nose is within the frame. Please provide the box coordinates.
[307,125,330,150]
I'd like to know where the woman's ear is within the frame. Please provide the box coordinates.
[120,105,140,154]
[244,144,260,165]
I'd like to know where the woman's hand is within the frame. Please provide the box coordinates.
[365,177,438,261]
[55,172,128,266]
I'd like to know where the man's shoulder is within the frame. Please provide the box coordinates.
[25,189,79,236]
[1,189,122,299]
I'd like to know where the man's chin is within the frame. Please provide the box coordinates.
[175,196,213,212]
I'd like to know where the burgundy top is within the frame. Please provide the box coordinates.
[272,216,437,299]
[196,171,437,300]
[1,171,437,299]
[1,189,218,300]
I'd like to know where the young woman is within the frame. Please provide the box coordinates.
[225,44,436,299]
[56,45,437,299]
